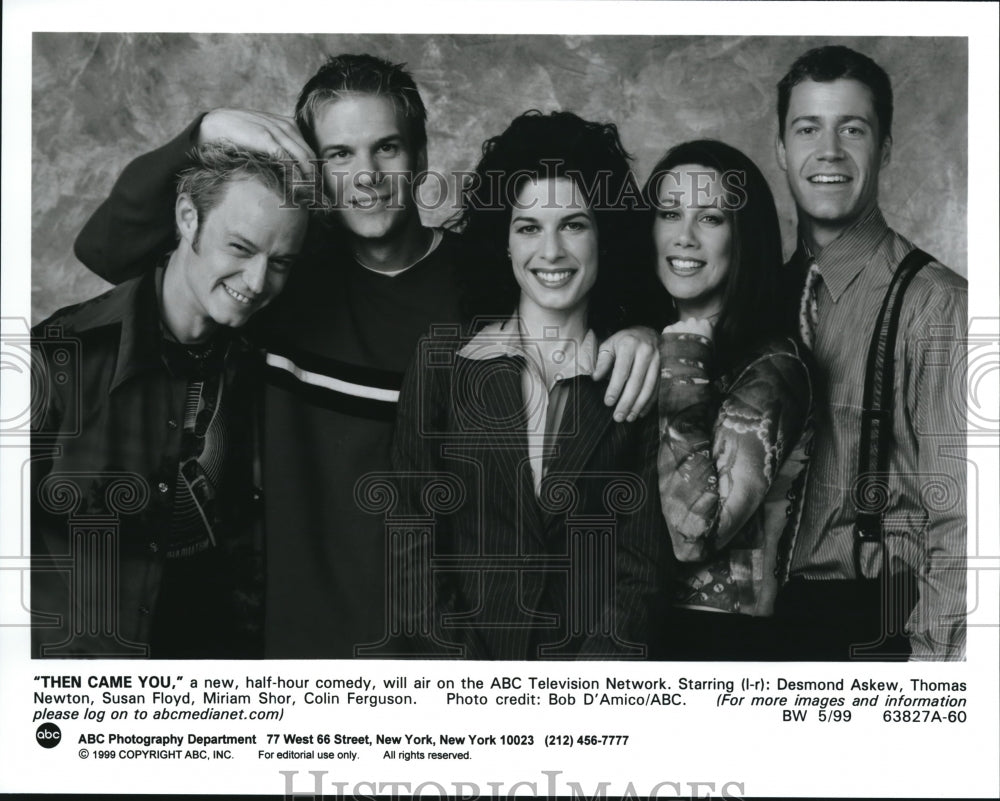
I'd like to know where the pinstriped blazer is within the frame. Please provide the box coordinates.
[391,328,672,660]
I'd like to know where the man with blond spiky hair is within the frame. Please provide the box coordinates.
[33,144,309,659]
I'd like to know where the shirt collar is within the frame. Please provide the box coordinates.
[800,207,892,302]
[115,270,172,391]
[69,270,244,393]
[63,271,164,392]
[458,315,598,385]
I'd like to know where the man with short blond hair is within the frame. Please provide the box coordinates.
[33,144,308,658]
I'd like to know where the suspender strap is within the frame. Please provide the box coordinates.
[853,248,933,575]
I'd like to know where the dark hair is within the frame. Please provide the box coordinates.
[777,45,893,143]
[453,110,645,338]
[294,53,428,155]
[641,139,785,369]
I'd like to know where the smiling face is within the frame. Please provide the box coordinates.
[777,78,891,249]
[172,178,307,339]
[652,164,732,320]
[312,93,424,244]
[509,177,599,325]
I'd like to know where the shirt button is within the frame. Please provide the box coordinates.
[252,487,264,503]
[167,419,178,430]
[158,482,169,493]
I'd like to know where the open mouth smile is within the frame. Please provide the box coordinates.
[666,257,706,277]
[531,269,577,288]
[223,284,256,305]
[808,174,852,184]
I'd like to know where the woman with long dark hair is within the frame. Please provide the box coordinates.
[391,111,669,660]
[645,139,812,659]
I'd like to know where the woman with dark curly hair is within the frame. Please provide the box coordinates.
[645,139,813,659]
[390,111,670,660]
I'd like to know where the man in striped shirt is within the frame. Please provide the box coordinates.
[773,45,967,660]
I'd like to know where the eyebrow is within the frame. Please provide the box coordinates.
[227,232,262,251]
[320,134,405,157]
[664,202,723,209]
[228,231,299,261]
[511,211,592,224]
[655,201,724,212]
[790,114,872,126]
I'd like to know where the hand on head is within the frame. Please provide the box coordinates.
[200,108,316,176]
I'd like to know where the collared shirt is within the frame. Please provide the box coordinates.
[787,208,967,659]
[458,317,597,495]
[393,319,667,659]
[31,270,264,657]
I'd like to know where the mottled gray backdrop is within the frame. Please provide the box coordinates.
[32,33,967,322]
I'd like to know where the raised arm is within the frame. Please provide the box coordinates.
[74,116,205,282]
[74,109,315,283]
[657,325,812,562]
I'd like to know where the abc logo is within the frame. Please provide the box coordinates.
[36,723,61,748]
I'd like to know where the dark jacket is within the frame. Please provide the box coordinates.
[390,326,672,660]
[69,117,468,657]
[31,270,265,657]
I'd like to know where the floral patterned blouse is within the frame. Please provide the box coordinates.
[657,331,813,616]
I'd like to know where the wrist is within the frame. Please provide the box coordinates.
[195,110,221,146]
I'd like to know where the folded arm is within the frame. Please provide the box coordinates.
[657,331,811,562]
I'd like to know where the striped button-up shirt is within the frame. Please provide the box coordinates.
[787,208,967,660]
[457,317,598,496]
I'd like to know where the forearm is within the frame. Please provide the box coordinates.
[657,332,724,558]
[658,333,811,561]
[906,295,967,660]
[74,114,206,282]
[907,508,966,660]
